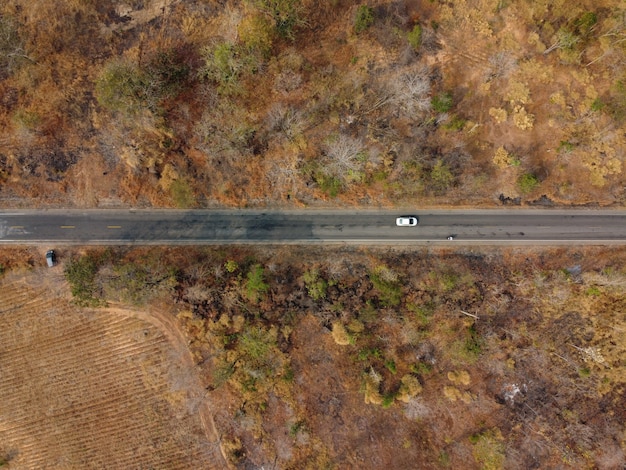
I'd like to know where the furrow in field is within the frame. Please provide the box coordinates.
[0,315,159,361]
[0,279,225,470]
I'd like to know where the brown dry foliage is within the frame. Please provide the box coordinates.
[0,0,623,208]
[16,244,621,469]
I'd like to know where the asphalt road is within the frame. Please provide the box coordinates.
[0,209,625,245]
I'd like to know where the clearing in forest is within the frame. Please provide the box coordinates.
[0,272,225,469]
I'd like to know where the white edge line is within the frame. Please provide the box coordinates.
[0,239,625,246]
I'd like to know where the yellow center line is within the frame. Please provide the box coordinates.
[60,225,75,229]
[107,225,122,229]
[10,226,24,229]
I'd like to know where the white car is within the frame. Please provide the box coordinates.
[396,216,418,227]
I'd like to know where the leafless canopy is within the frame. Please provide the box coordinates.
[323,134,366,181]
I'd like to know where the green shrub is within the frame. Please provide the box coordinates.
[199,42,255,95]
[109,263,149,304]
[370,170,389,183]
[438,450,450,467]
[12,109,41,130]
[64,255,102,306]
[590,98,605,112]
[170,179,196,208]
[357,347,382,361]
[241,375,258,392]
[408,302,434,326]
[585,286,601,296]
[369,267,402,307]
[553,27,580,51]
[238,326,273,361]
[354,5,375,34]
[246,264,269,302]
[302,268,328,300]
[96,51,189,115]
[212,360,236,388]
[282,365,295,382]
[574,11,597,37]
[410,362,433,375]
[464,324,483,359]
[444,115,466,131]
[239,14,274,57]
[289,419,306,437]
[106,260,177,305]
[558,140,576,153]
[384,359,397,374]
[381,392,396,408]
[429,160,454,193]
[225,259,239,273]
[441,272,459,292]
[431,92,453,113]
[213,323,283,396]
[249,0,305,40]
[94,252,178,305]
[407,24,422,49]
[95,60,146,114]
[470,428,505,470]
[518,173,539,194]
[315,172,343,198]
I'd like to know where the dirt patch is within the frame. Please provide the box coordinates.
[0,270,226,469]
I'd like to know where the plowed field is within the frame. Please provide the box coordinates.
[0,272,226,469]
